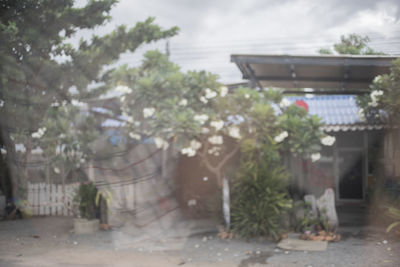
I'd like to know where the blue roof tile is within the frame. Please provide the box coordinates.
[286,95,364,125]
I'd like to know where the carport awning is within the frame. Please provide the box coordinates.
[231,54,397,94]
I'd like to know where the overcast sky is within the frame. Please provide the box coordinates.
[77,0,400,84]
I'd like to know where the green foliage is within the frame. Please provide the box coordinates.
[231,141,292,239]
[319,34,384,55]
[357,59,400,124]
[386,205,400,233]
[0,0,177,198]
[74,182,98,220]
[277,104,323,156]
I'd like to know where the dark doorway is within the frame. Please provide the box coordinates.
[338,149,363,200]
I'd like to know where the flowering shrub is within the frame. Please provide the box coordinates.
[357,59,400,124]
[105,50,326,186]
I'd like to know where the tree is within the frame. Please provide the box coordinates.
[0,0,178,198]
[318,33,384,55]
[108,50,331,187]
[357,58,400,124]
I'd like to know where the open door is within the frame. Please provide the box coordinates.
[338,149,364,201]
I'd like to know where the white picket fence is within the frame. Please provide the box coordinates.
[27,182,79,216]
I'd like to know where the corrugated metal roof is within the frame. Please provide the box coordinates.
[231,54,397,92]
[286,95,385,132]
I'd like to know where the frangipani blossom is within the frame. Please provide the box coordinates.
[179,99,188,106]
[143,107,155,118]
[115,85,132,94]
[228,126,241,139]
[208,135,223,145]
[32,127,47,139]
[190,140,202,151]
[154,137,169,150]
[205,88,217,99]
[194,114,209,125]
[129,132,141,140]
[369,90,384,107]
[200,96,208,104]
[311,153,321,162]
[279,98,291,108]
[321,135,335,146]
[274,131,288,143]
[210,120,224,131]
[181,147,196,157]
[208,146,221,156]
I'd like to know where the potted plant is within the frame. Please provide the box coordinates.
[73,182,100,234]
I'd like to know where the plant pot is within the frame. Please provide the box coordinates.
[73,218,99,234]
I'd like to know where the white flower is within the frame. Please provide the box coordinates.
[32,127,47,139]
[321,135,336,146]
[120,95,126,102]
[129,132,141,140]
[194,114,209,125]
[210,120,224,131]
[205,88,217,99]
[51,102,60,107]
[54,167,60,174]
[373,76,382,83]
[369,90,384,106]
[115,85,132,94]
[228,126,241,139]
[244,94,250,99]
[80,158,86,164]
[0,99,4,107]
[208,146,221,156]
[154,137,169,150]
[71,99,87,108]
[311,153,321,162]
[143,107,155,118]
[200,96,208,104]
[1,148,7,155]
[181,147,196,157]
[274,131,288,143]
[179,99,188,106]
[220,86,228,97]
[203,176,209,181]
[279,98,291,108]
[59,134,66,138]
[190,140,202,151]
[208,135,223,145]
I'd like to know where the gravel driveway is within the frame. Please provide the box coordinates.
[0,217,399,267]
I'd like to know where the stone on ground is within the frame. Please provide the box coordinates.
[277,238,328,251]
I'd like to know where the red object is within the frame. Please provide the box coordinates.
[295,100,309,111]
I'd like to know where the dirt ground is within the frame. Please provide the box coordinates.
[0,216,399,267]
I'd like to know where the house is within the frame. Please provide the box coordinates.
[231,54,398,204]
[283,95,384,204]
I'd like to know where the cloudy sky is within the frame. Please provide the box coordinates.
[77,0,400,83]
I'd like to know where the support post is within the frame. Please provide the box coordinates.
[222,177,230,229]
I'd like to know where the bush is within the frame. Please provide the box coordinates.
[231,140,292,239]
[74,182,98,220]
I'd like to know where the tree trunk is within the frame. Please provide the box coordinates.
[1,131,20,199]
